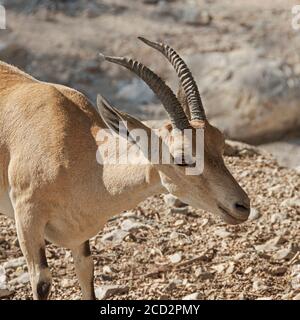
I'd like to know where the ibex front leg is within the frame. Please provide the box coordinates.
[71,241,96,300]
[15,205,52,300]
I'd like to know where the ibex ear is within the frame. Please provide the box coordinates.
[96,94,151,144]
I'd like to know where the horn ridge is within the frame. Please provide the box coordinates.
[138,36,206,121]
[100,54,190,130]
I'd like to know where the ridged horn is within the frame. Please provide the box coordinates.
[138,37,206,121]
[100,54,190,130]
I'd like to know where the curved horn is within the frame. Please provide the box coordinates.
[138,37,206,121]
[100,54,190,130]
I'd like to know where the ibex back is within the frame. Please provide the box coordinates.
[0,38,250,300]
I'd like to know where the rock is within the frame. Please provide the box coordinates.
[198,272,214,280]
[271,236,287,246]
[293,293,300,300]
[244,267,252,274]
[182,292,201,300]
[121,219,147,232]
[178,6,212,26]
[61,278,76,288]
[169,207,189,214]
[57,269,66,276]
[195,268,214,280]
[269,266,287,276]
[260,139,300,170]
[253,279,267,291]
[226,262,235,274]
[163,194,188,208]
[95,285,129,300]
[168,252,182,264]
[163,280,180,292]
[13,238,19,248]
[233,253,246,261]
[281,198,300,208]
[281,292,292,300]
[272,247,296,261]
[238,293,245,300]
[121,211,137,218]
[292,281,300,291]
[169,231,179,240]
[0,288,13,298]
[200,218,209,227]
[15,266,24,276]
[102,265,113,275]
[214,228,231,238]
[174,219,185,227]
[248,208,261,221]
[0,267,14,299]
[101,229,129,243]
[270,212,287,224]
[254,236,286,253]
[116,79,155,105]
[291,265,300,290]
[0,266,7,289]
[10,272,30,285]
[211,263,226,273]
[224,141,260,157]
[3,257,26,269]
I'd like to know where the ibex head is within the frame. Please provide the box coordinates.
[98,37,250,225]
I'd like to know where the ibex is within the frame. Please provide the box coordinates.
[0,37,250,300]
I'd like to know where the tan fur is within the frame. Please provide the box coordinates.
[0,61,250,300]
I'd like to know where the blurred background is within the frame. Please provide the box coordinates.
[0,0,299,170]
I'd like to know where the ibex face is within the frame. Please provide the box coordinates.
[156,120,250,225]
[99,37,250,225]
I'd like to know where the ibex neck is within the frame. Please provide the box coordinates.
[101,164,165,213]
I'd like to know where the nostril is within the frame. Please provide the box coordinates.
[235,202,250,214]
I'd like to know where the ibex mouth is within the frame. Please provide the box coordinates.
[217,205,248,225]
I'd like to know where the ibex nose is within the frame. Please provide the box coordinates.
[234,199,250,217]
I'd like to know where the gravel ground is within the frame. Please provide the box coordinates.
[0,0,300,300]
[1,142,300,300]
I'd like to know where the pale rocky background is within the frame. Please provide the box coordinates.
[1,0,300,167]
[0,0,300,300]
